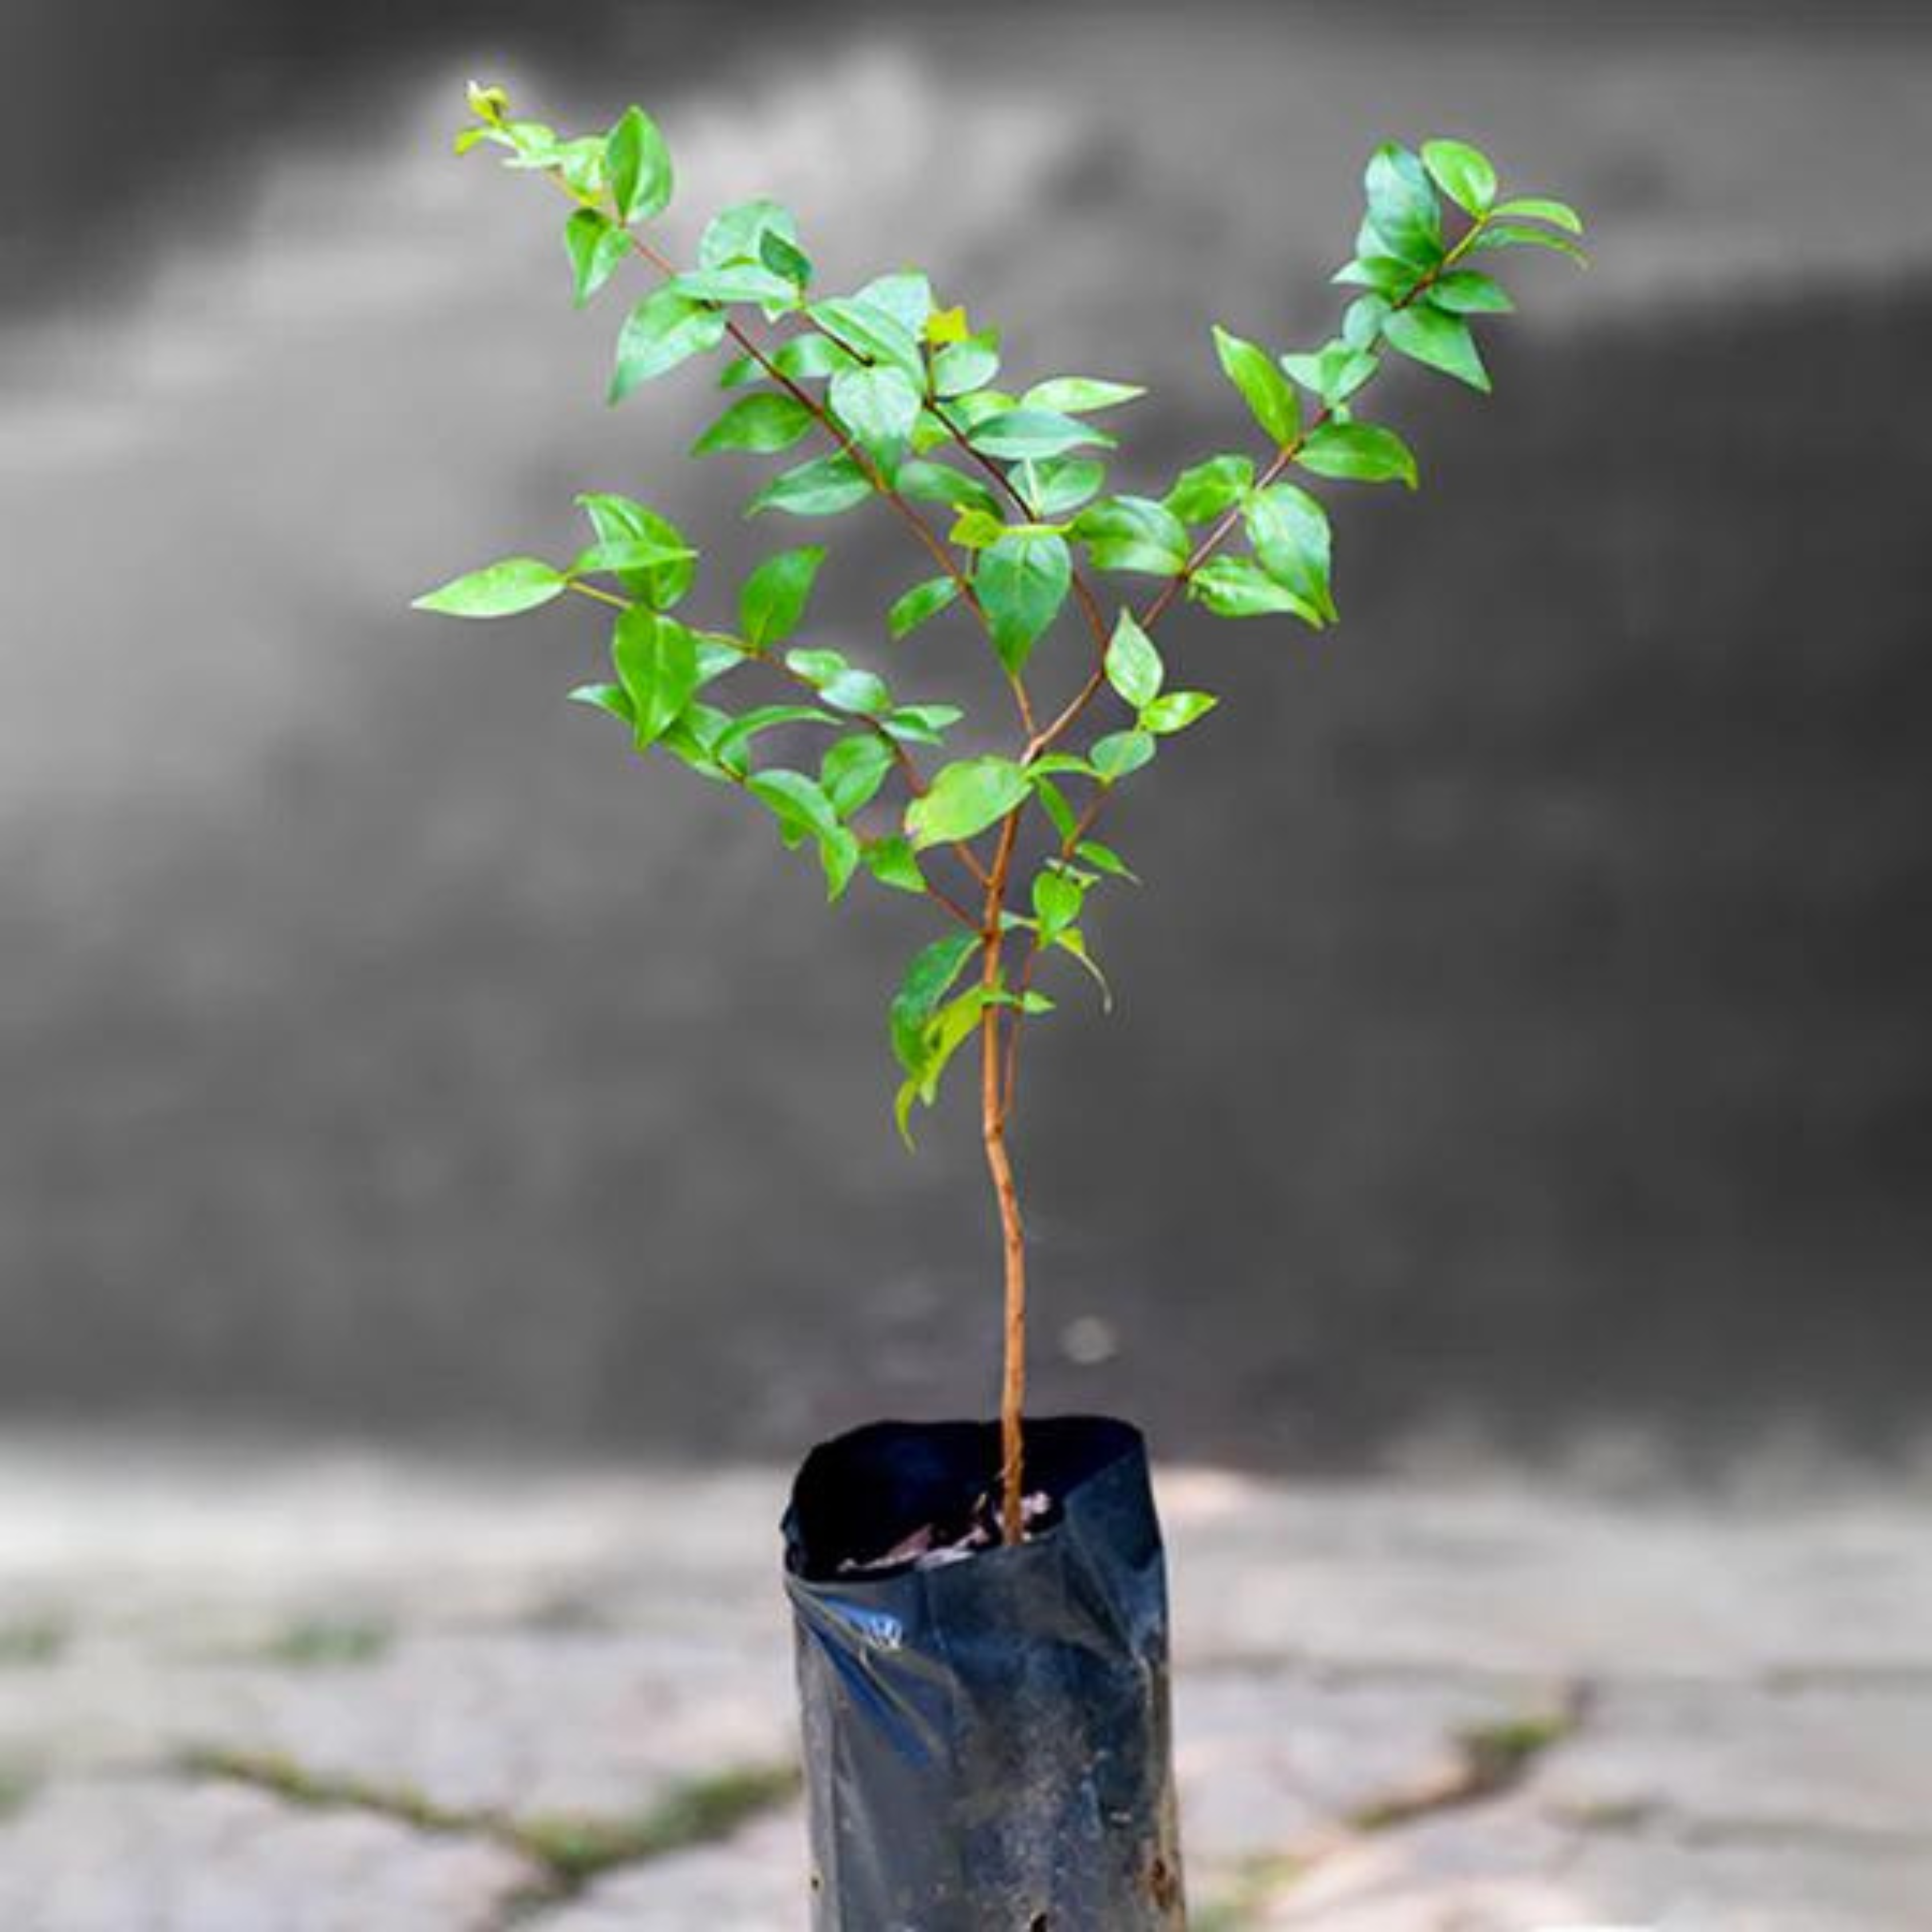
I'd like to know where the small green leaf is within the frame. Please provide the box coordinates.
[977,532,1072,674]
[897,460,1001,518]
[1472,223,1588,264]
[861,835,925,895]
[815,665,892,717]
[413,557,566,619]
[890,932,982,1072]
[606,106,672,223]
[570,536,698,578]
[1191,557,1323,625]
[1032,868,1085,946]
[1279,342,1379,405]
[1140,690,1218,735]
[1492,195,1584,235]
[1021,377,1145,414]
[690,391,815,457]
[564,209,630,306]
[904,756,1033,849]
[1090,730,1155,783]
[745,453,872,518]
[1026,458,1108,519]
[576,494,696,610]
[822,736,896,817]
[807,297,925,382]
[969,410,1114,463]
[671,264,799,308]
[1074,496,1190,576]
[610,288,727,402]
[700,199,799,270]
[852,270,934,341]
[738,546,825,649]
[1076,839,1139,883]
[829,364,922,455]
[1342,295,1392,350]
[720,335,852,388]
[613,607,701,747]
[713,704,837,771]
[1421,138,1498,216]
[1428,269,1516,315]
[1164,454,1254,524]
[1245,484,1336,622]
[1362,142,1443,268]
[1212,325,1301,446]
[1296,421,1419,488]
[932,332,1002,398]
[1033,776,1078,842]
[1382,304,1491,392]
[882,702,962,746]
[567,681,631,722]
[1052,926,1112,1010]
[888,575,961,639]
[758,227,813,290]
[746,769,858,899]
[1104,610,1164,709]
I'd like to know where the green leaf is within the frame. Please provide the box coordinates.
[1021,377,1145,414]
[606,106,672,223]
[882,703,962,746]
[932,332,1002,398]
[1362,142,1443,267]
[564,209,630,306]
[828,364,922,455]
[890,932,982,1072]
[1421,138,1498,216]
[758,228,813,290]
[713,703,837,770]
[1382,304,1491,392]
[896,460,1001,518]
[570,535,698,578]
[807,297,924,382]
[1032,868,1085,946]
[817,666,892,717]
[567,681,631,722]
[1278,342,1378,406]
[1492,195,1584,235]
[1428,269,1515,315]
[1104,610,1164,709]
[719,334,852,390]
[1090,730,1155,783]
[1342,295,1392,350]
[610,288,728,401]
[1296,421,1419,488]
[1074,495,1189,576]
[690,390,815,457]
[738,546,825,649]
[1191,556,1323,624]
[893,981,995,1144]
[977,532,1072,674]
[888,575,961,640]
[671,264,799,308]
[969,409,1114,463]
[1051,926,1112,1010]
[745,453,872,518]
[852,270,934,341]
[659,701,736,780]
[700,199,799,270]
[1076,839,1138,883]
[1026,458,1108,519]
[821,735,896,817]
[1472,223,1588,265]
[1334,255,1417,297]
[1245,484,1336,622]
[904,756,1032,849]
[861,835,925,895]
[613,607,701,746]
[576,494,697,610]
[1164,454,1254,524]
[746,769,858,899]
[413,557,566,618]
[1140,690,1217,735]
[1212,325,1301,446]
[1033,776,1078,842]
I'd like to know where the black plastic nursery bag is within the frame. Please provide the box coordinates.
[783,1415,1187,1930]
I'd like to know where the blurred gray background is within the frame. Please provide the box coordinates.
[5,0,1929,1480]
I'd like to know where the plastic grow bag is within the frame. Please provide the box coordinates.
[782,1415,1187,1930]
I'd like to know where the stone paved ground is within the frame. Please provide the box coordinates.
[1,1439,1927,1930]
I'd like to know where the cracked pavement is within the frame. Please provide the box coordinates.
[1,1439,1926,1929]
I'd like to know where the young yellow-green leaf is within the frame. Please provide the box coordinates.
[891,931,982,1071]
[1076,839,1139,883]
[969,410,1115,463]
[690,391,815,457]
[1245,483,1336,621]
[606,106,672,223]
[413,558,566,619]
[610,288,728,402]
[949,507,1010,550]
[700,199,799,270]
[1164,453,1254,524]
[829,363,922,454]
[1211,325,1301,447]
[862,835,926,895]
[1052,926,1112,1010]
[904,756,1032,849]
[1021,377,1146,415]
[738,546,825,649]
[1074,496,1190,576]
[1296,421,1419,488]
[564,209,630,306]
[1428,269,1515,315]
[1493,195,1584,235]
[821,735,896,817]
[576,494,697,610]
[807,297,925,383]
[613,607,700,746]
[1421,138,1498,216]
[888,575,961,639]
[1090,729,1156,783]
[932,333,1002,398]
[1104,610,1164,710]
[1191,556,1323,625]
[1362,142,1443,268]
[925,303,970,345]
[745,453,872,518]
[467,80,509,124]
[977,532,1072,674]
[1382,304,1491,392]
[1140,689,1218,735]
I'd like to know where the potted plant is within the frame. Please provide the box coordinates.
[415,83,1583,1929]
